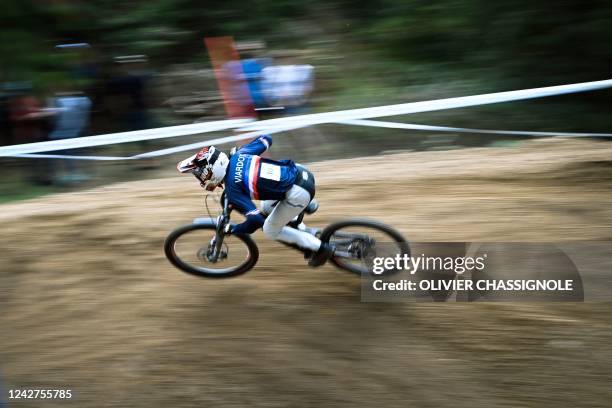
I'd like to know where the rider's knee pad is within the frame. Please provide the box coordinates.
[305,199,319,215]
[262,221,282,240]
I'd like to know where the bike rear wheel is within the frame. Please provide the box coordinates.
[319,218,410,275]
[164,223,259,278]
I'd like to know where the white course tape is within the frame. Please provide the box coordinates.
[238,79,612,131]
[15,126,300,161]
[339,119,612,138]
[4,78,612,159]
[133,126,302,158]
[13,153,131,160]
[0,118,252,156]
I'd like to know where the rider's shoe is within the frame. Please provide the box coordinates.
[308,243,334,267]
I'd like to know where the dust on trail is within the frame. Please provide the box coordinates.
[1,138,611,407]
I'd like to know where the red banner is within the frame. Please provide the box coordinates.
[204,36,255,119]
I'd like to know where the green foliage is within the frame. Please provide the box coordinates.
[342,0,612,86]
[2,0,612,125]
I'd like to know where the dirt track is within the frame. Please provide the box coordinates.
[1,139,612,407]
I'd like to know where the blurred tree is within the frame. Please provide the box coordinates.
[2,0,612,127]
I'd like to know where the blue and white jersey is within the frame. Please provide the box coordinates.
[225,135,298,215]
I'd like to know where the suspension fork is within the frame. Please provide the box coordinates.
[208,192,231,262]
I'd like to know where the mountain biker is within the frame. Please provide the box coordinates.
[177,134,333,267]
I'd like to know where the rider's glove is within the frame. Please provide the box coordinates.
[223,223,233,235]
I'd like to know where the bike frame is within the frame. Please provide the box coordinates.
[196,190,362,263]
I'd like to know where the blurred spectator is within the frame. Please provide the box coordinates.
[105,55,160,168]
[106,55,154,132]
[49,92,91,140]
[217,45,315,120]
[261,51,314,115]
[236,41,272,110]
[55,43,100,88]
[241,57,272,109]
[48,79,92,185]
[7,82,50,144]
[214,39,271,118]
[0,84,11,146]
[7,82,55,184]
[222,58,256,118]
[261,51,318,158]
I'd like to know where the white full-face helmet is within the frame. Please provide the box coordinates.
[177,146,229,190]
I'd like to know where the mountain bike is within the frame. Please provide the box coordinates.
[164,191,410,278]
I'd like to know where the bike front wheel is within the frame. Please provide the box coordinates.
[164,223,259,278]
[320,218,410,276]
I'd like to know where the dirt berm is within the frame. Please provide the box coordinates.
[1,138,611,407]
